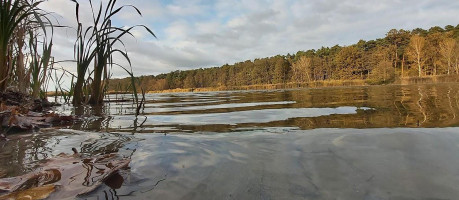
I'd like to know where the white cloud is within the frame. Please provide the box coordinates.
[40,0,459,81]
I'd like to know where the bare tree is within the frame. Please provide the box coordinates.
[439,38,456,74]
[407,35,426,77]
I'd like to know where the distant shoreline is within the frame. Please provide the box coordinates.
[47,74,459,96]
[113,74,459,94]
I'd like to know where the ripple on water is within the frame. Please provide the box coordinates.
[7,84,459,199]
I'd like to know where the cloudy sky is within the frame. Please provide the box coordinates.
[41,0,459,79]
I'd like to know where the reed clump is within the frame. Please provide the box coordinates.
[70,0,155,106]
[0,0,154,109]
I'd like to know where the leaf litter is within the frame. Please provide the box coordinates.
[0,149,130,200]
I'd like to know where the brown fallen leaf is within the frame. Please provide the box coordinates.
[0,97,73,131]
[8,115,33,130]
[0,152,130,199]
[0,184,55,200]
[0,170,6,179]
[43,113,73,124]
[0,169,61,193]
[0,103,6,112]
[1,111,73,131]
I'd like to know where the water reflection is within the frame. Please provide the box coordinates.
[85,128,459,199]
[51,83,459,133]
[0,131,139,177]
[3,83,459,199]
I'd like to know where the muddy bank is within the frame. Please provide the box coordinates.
[0,90,72,133]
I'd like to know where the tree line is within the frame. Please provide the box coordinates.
[109,24,459,92]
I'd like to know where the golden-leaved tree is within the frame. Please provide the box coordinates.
[439,37,457,74]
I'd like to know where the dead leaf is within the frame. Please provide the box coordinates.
[0,93,73,131]
[0,103,6,112]
[0,184,55,200]
[2,111,73,131]
[5,115,45,131]
[43,113,73,124]
[0,170,6,179]
[0,169,60,193]
[0,152,130,199]
[0,134,7,141]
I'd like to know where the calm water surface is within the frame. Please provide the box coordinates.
[2,83,459,199]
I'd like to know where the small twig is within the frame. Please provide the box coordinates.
[140,175,167,193]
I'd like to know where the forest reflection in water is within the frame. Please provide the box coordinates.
[58,83,459,133]
[2,83,459,199]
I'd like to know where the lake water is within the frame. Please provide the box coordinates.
[2,83,459,199]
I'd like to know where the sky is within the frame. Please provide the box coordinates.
[40,0,459,79]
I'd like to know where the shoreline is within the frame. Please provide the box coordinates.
[48,74,459,96]
[144,74,459,94]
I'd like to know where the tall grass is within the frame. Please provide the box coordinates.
[0,0,154,109]
[72,17,96,105]
[29,31,53,98]
[0,0,48,92]
[71,0,155,106]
